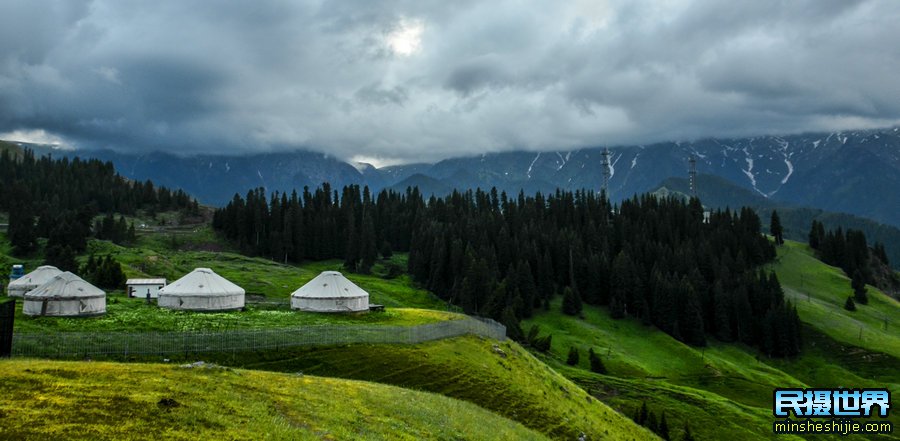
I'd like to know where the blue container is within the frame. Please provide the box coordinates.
[10,264,24,281]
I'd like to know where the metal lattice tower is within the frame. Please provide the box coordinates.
[688,154,697,197]
[601,147,611,194]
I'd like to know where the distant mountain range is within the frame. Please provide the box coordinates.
[8,127,900,228]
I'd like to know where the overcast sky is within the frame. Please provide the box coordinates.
[1,0,899,165]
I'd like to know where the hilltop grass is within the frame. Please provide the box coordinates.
[166,336,655,441]
[0,359,548,441]
[768,240,900,358]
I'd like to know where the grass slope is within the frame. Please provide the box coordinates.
[519,240,900,440]
[768,240,900,358]
[169,336,655,441]
[0,359,547,440]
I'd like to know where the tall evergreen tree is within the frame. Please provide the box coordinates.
[7,205,37,254]
[562,286,582,316]
[566,346,580,366]
[770,210,784,245]
[588,347,607,374]
[658,412,670,440]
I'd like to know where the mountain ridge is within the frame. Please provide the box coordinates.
[6,126,899,226]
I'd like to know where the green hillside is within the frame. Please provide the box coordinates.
[162,336,655,441]
[0,359,548,441]
[1,230,652,440]
[768,240,900,358]
[520,239,900,440]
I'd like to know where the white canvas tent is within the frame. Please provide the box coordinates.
[291,271,369,312]
[158,268,245,311]
[7,265,63,297]
[23,271,106,317]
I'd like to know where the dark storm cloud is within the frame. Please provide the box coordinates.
[1,0,898,163]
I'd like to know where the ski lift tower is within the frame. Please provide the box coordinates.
[688,154,697,197]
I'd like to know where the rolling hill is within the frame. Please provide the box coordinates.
[0,359,548,440]
[521,240,899,440]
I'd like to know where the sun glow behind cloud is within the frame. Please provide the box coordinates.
[0,129,74,150]
[386,18,424,56]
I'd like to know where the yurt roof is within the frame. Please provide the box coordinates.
[158,268,244,297]
[292,271,369,299]
[8,265,63,288]
[24,271,105,299]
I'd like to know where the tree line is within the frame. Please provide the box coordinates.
[809,220,892,309]
[214,184,801,357]
[3,148,198,270]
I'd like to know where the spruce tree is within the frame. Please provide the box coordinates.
[7,207,37,254]
[844,296,857,311]
[679,279,706,346]
[658,412,670,440]
[588,348,607,374]
[808,220,820,249]
[562,286,582,316]
[638,401,649,426]
[770,210,784,245]
[566,346,580,366]
[647,411,658,434]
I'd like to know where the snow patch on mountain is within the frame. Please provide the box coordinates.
[780,158,794,185]
[526,152,541,178]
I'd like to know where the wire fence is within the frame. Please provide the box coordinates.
[11,316,506,359]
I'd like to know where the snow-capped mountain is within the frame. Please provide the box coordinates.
[9,127,900,227]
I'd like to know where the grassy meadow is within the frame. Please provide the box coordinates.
[0,359,549,441]
[187,335,656,441]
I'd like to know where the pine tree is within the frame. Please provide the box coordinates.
[7,206,37,254]
[646,411,658,434]
[44,245,77,272]
[658,412,670,440]
[770,210,784,245]
[566,346,580,366]
[588,347,607,374]
[679,278,706,346]
[873,242,890,266]
[501,306,524,341]
[359,211,378,273]
[808,220,820,249]
[562,286,582,316]
[844,296,856,311]
[638,401,649,426]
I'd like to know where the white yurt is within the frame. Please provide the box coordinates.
[158,268,245,311]
[23,272,106,317]
[7,265,63,297]
[291,271,369,312]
